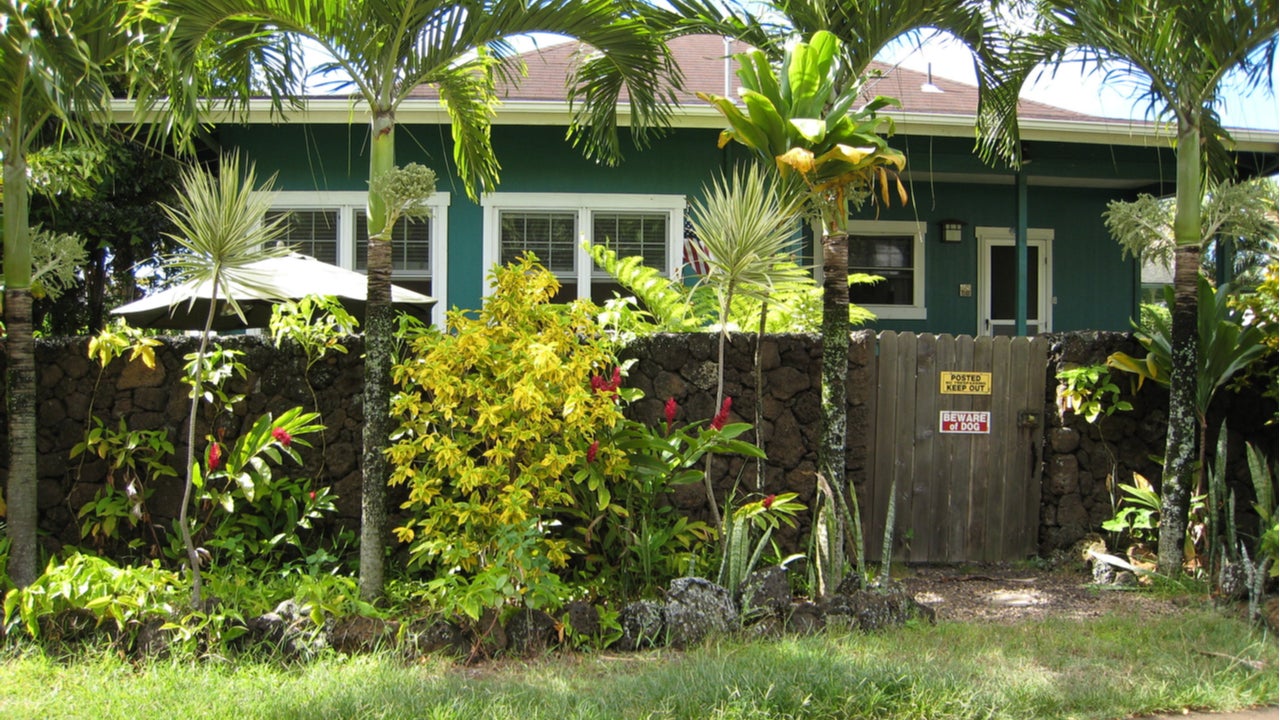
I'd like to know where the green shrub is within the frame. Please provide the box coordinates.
[388,256,631,619]
[2,553,182,640]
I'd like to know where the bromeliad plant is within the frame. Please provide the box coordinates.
[718,491,804,606]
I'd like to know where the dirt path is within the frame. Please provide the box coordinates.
[898,564,1183,623]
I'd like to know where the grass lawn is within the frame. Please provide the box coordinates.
[0,605,1274,719]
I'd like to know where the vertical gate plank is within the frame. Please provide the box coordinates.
[869,331,899,562]
[984,336,1012,562]
[890,332,918,562]
[911,333,938,563]
[934,334,957,562]
[1025,335,1051,557]
[1003,337,1031,560]
[950,334,975,562]
[966,336,993,560]
[862,331,880,565]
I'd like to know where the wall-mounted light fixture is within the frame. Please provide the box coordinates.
[940,219,966,243]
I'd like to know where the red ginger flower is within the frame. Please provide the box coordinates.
[207,442,222,470]
[272,427,292,446]
[711,397,733,430]
[586,440,599,464]
[762,494,776,510]
[591,367,622,394]
[664,397,678,433]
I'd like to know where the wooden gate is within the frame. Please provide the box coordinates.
[863,333,1049,563]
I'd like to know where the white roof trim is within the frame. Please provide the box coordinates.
[111,98,1279,153]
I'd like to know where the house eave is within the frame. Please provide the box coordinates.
[111,97,1280,154]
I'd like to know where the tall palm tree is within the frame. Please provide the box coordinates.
[1010,0,1277,575]
[654,1,1004,578]
[699,31,907,587]
[0,0,138,588]
[157,0,676,600]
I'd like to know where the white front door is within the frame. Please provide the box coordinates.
[977,227,1053,336]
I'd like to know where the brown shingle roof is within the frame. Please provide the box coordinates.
[408,33,1102,123]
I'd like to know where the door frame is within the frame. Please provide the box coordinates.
[976,226,1054,336]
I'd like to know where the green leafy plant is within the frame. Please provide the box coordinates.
[1101,473,1164,545]
[577,396,765,598]
[2,553,182,640]
[71,418,176,552]
[71,323,168,542]
[176,405,328,574]
[1108,277,1270,572]
[1055,364,1133,423]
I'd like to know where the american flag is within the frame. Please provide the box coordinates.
[683,217,710,277]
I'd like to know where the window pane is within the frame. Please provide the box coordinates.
[500,211,577,273]
[849,234,914,306]
[593,212,667,271]
[268,210,338,264]
[355,211,431,274]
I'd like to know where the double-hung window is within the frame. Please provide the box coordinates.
[846,220,927,321]
[482,193,685,304]
[261,191,450,326]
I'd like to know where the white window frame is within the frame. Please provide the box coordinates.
[845,219,927,321]
[480,193,686,300]
[975,225,1054,336]
[261,191,450,327]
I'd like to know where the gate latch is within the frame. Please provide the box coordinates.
[1017,410,1040,429]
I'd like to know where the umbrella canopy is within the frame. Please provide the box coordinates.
[112,253,436,330]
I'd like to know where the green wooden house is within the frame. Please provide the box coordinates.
[199,35,1279,334]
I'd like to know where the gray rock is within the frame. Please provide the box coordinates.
[665,577,737,648]
[615,600,666,651]
[784,601,825,635]
[402,618,467,659]
[738,565,791,622]
[562,600,600,638]
[822,585,931,632]
[1113,570,1138,587]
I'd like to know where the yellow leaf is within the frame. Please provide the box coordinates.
[775,147,815,175]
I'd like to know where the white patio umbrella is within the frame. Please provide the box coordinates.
[112,253,436,331]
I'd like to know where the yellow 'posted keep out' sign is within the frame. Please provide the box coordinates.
[939,371,991,395]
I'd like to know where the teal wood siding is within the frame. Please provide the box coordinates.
[217,125,1147,334]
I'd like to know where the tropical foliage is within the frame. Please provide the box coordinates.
[150,0,677,600]
[1011,0,1278,575]
[1105,178,1279,287]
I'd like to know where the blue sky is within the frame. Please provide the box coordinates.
[881,34,1279,132]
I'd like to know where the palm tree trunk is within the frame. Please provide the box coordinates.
[4,147,39,589]
[818,228,853,558]
[359,109,396,602]
[1156,122,1204,577]
[1158,243,1201,575]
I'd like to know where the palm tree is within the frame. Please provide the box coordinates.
[698,31,908,588]
[1010,0,1277,575]
[0,0,138,588]
[157,0,676,600]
